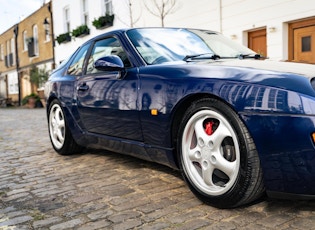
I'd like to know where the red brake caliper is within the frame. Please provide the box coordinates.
[205,121,215,135]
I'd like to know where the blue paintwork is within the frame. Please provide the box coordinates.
[45,28,315,198]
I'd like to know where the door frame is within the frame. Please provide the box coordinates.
[248,28,267,57]
[288,17,315,62]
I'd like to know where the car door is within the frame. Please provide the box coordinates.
[76,36,143,141]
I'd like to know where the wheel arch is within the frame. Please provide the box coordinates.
[46,95,59,116]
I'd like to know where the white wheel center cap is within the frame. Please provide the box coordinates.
[201,146,211,160]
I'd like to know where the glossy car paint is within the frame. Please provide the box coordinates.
[45,29,315,199]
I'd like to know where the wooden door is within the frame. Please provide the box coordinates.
[293,26,315,63]
[248,29,267,57]
[289,17,315,64]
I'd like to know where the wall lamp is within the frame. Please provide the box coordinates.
[43,18,50,35]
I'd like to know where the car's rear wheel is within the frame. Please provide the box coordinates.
[178,98,264,208]
[48,99,82,155]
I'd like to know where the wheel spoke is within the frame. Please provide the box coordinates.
[213,150,237,178]
[202,163,215,186]
[194,118,211,146]
[55,107,63,123]
[188,147,201,162]
[58,118,65,129]
[209,122,231,151]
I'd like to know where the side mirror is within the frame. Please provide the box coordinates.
[94,55,124,71]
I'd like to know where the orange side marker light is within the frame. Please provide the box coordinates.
[151,109,158,116]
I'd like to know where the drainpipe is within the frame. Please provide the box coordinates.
[48,3,56,69]
[13,24,21,106]
[219,0,222,33]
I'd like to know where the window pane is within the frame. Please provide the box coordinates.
[302,36,311,52]
[86,37,131,74]
[104,0,112,15]
[67,44,90,75]
[33,25,39,55]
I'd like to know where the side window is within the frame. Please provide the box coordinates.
[67,44,90,75]
[86,37,131,74]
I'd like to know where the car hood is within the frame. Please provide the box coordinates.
[214,59,315,79]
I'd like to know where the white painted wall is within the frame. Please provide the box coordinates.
[219,0,315,61]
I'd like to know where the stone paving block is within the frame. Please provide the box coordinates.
[108,210,141,223]
[33,216,63,229]
[87,209,115,221]
[257,213,295,229]
[72,194,103,204]
[140,222,171,230]
[49,218,83,230]
[0,215,33,227]
[76,219,112,230]
[112,219,142,230]
[2,192,30,202]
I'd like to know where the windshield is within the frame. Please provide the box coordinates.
[126,28,255,64]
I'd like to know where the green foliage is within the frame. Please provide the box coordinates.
[29,66,49,88]
[22,93,40,105]
[72,25,90,37]
[56,32,71,44]
[92,14,115,29]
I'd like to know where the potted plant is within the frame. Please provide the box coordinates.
[29,66,49,89]
[22,93,42,108]
[72,25,90,37]
[92,14,115,29]
[29,66,49,107]
[56,32,71,44]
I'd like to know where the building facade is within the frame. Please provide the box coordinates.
[132,0,315,64]
[0,2,54,105]
[52,0,131,66]
[52,0,315,66]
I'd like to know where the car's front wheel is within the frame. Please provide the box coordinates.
[48,99,82,155]
[178,98,264,208]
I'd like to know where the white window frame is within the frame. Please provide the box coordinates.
[10,38,15,66]
[6,40,10,65]
[82,0,89,25]
[64,6,70,32]
[33,25,39,56]
[0,44,3,61]
[8,72,18,94]
[23,30,28,51]
[103,0,113,15]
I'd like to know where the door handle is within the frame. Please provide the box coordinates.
[77,84,89,91]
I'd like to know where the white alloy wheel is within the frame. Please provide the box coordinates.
[49,103,66,150]
[181,109,240,196]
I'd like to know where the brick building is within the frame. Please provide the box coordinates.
[0,2,54,106]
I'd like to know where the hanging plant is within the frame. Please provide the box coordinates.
[72,25,90,37]
[56,32,71,44]
[92,14,115,29]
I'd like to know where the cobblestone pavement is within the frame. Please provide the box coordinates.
[1,108,315,230]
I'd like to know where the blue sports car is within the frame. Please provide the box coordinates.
[45,28,315,208]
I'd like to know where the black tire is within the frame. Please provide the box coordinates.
[177,98,265,208]
[48,99,82,155]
